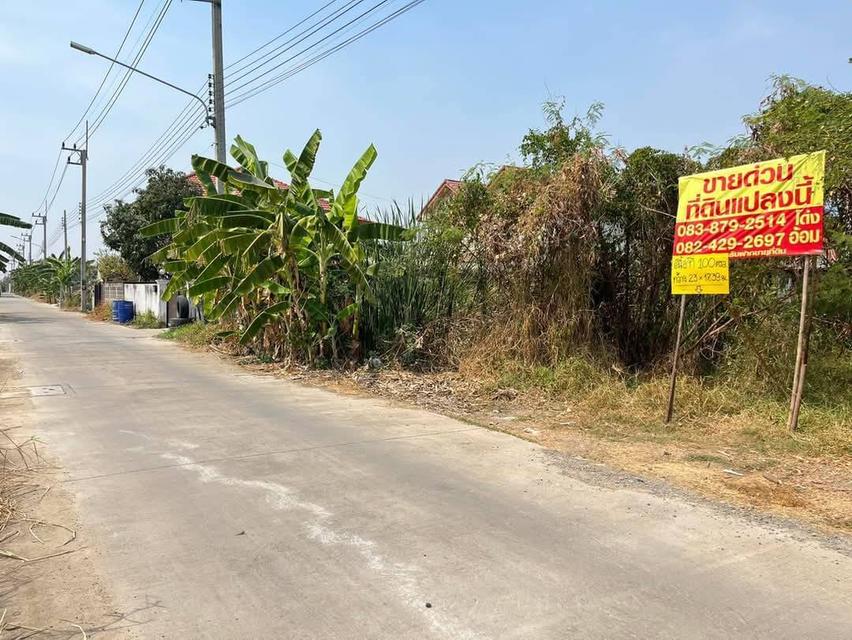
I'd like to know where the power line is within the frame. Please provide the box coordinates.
[224,0,369,85]
[32,150,63,216]
[44,163,70,214]
[224,0,340,73]
[33,0,152,228]
[74,0,426,225]
[81,0,364,211]
[63,0,147,143]
[72,0,173,146]
[85,84,207,207]
[82,112,205,220]
[226,0,386,94]
[41,0,169,242]
[46,0,175,245]
[88,117,205,215]
[227,0,426,108]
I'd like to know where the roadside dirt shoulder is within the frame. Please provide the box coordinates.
[291,368,852,536]
[0,353,133,638]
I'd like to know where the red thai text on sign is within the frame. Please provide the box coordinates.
[674,151,825,259]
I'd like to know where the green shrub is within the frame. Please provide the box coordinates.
[131,311,162,329]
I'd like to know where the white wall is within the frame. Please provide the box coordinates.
[118,280,199,324]
[124,283,160,320]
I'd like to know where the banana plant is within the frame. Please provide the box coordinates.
[43,255,81,306]
[142,131,409,361]
[9,254,83,303]
[0,212,30,272]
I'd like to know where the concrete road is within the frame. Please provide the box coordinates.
[1,295,850,639]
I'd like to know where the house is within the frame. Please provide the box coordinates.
[486,165,524,192]
[418,166,525,220]
[418,179,461,220]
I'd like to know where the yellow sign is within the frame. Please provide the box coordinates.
[675,151,825,259]
[671,254,730,295]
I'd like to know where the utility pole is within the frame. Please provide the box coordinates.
[62,120,88,312]
[26,232,32,264]
[210,0,227,191]
[33,211,46,260]
[63,209,69,258]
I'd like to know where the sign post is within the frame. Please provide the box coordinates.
[666,254,730,422]
[669,151,825,425]
[788,256,814,432]
[665,294,687,423]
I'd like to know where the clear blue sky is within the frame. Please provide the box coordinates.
[1,0,849,258]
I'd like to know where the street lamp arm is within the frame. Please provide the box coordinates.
[69,41,210,121]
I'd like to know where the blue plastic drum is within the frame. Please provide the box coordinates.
[115,300,135,323]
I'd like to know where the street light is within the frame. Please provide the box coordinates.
[69,41,212,126]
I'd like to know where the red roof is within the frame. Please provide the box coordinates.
[419,179,462,219]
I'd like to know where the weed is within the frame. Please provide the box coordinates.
[87,304,112,322]
[131,311,162,329]
[159,322,224,348]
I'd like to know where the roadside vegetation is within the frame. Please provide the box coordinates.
[160,322,224,348]
[142,132,409,360]
[150,76,851,530]
[4,75,842,529]
[131,311,162,329]
[7,255,91,309]
[101,167,202,280]
[149,78,849,424]
[0,212,31,273]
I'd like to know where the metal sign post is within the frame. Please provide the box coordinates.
[788,256,814,432]
[665,294,687,423]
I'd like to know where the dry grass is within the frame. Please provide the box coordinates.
[257,357,852,534]
[159,321,238,350]
[86,304,112,322]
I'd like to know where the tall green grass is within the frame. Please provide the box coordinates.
[360,202,480,366]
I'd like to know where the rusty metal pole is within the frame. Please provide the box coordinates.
[665,294,687,423]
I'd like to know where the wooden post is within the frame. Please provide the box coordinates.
[788,256,814,432]
[665,294,687,423]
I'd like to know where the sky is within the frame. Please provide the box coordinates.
[0,0,849,260]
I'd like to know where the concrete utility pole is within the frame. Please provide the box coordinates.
[33,211,46,260]
[63,209,69,258]
[210,0,227,175]
[71,1,226,195]
[62,120,88,312]
[26,232,32,264]
[81,122,87,311]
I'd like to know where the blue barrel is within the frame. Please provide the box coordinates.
[111,300,121,322]
[115,300,135,323]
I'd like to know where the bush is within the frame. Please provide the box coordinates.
[96,251,138,282]
[159,322,223,348]
[131,311,161,329]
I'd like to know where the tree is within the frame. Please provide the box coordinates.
[9,255,86,304]
[100,167,201,280]
[95,250,138,282]
[721,76,852,344]
[742,76,851,232]
[520,99,607,172]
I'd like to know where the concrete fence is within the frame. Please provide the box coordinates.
[95,279,199,324]
[100,282,125,303]
[124,283,161,319]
